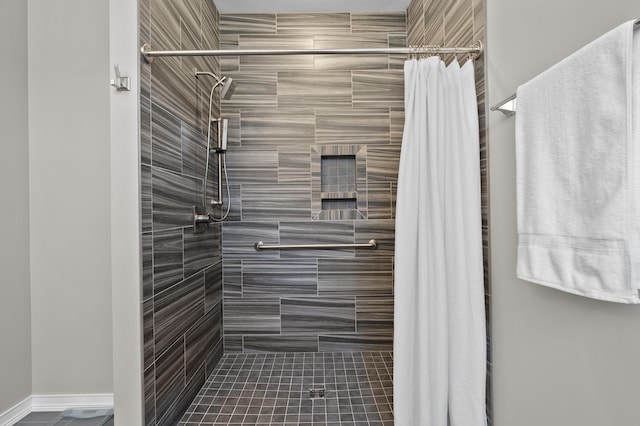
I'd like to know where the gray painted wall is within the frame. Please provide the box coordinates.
[28,0,113,395]
[0,0,32,414]
[487,1,640,425]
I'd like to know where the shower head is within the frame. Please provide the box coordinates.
[194,70,236,100]
[220,77,237,100]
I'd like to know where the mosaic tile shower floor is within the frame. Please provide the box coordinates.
[179,351,394,426]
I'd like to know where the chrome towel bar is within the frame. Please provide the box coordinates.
[254,239,378,251]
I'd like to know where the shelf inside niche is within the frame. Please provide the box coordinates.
[320,191,358,200]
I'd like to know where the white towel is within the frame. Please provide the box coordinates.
[515,20,640,303]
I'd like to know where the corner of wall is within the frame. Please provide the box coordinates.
[0,0,32,416]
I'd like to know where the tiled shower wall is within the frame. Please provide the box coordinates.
[139,0,224,424]
[406,0,491,423]
[219,12,406,354]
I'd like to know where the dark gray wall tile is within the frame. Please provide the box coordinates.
[318,334,393,352]
[238,35,314,70]
[352,70,404,108]
[150,0,180,51]
[150,59,200,139]
[224,298,281,335]
[243,259,317,296]
[224,335,243,353]
[241,184,311,221]
[473,0,485,43]
[222,70,278,110]
[154,272,204,357]
[186,303,221,382]
[351,13,407,33]
[205,339,224,377]
[278,147,311,184]
[314,34,389,71]
[223,259,242,298]
[143,297,154,370]
[141,93,152,165]
[152,103,182,173]
[389,33,408,70]
[244,335,319,353]
[218,11,407,354]
[390,107,405,144]
[220,14,276,35]
[152,167,201,230]
[222,221,279,260]
[142,232,153,300]
[152,229,184,295]
[276,13,351,35]
[316,108,390,145]
[279,221,355,259]
[366,183,393,220]
[220,34,239,72]
[155,338,184,423]
[354,219,396,259]
[407,0,426,45]
[142,165,153,232]
[205,260,223,312]
[184,223,220,277]
[356,296,394,333]
[318,258,393,296]
[224,71,278,95]
[158,363,205,426]
[281,297,356,333]
[144,364,155,426]
[391,182,397,220]
[424,0,446,48]
[445,0,474,49]
[240,109,315,147]
[181,122,207,179]
[224,149,278,186]
[277,71,352,108]
[142,1,224,424]
[366,146,401,183]
[202,0,220,50]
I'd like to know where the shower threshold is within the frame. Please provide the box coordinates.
[179,351,393,425]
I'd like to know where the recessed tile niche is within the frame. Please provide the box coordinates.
[312,145,367,220]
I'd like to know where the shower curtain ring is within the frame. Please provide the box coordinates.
[410,45,418,60]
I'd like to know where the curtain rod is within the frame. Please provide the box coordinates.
[140,42,483,63]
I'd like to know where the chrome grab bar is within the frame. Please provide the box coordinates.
[254,239,378,251]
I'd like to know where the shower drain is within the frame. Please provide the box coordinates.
[308,387,326,399]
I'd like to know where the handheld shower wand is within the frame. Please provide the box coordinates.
[193,69,236,229]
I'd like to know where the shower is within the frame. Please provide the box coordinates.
[136,2,491,425]
[195,70,237,100]
[194,70,236,225]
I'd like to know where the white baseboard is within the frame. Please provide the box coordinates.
[0,393,113,426]
[31,393,113,412]
[0,396,31,426]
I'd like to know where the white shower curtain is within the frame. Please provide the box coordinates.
[394,57,486,426]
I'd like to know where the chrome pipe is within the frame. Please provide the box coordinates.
[254,239,378,251]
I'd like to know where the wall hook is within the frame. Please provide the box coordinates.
[110,64,131,91]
